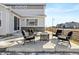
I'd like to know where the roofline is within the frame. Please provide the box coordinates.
[0,3,22,17]
[3,3,46,6]
[0,3,46,18]
[21,15,46,18]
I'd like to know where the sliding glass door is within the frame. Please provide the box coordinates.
[14,16,19,30]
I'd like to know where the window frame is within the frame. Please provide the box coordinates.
[14,16,20,30]
[26,19,38,26]
[0,11,2,27]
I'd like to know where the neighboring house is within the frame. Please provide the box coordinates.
[0,3,46,35]
[56,21,79,29]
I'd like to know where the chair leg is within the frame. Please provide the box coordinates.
[34,40,35,43]
[23,41,25,45]
[23,39,26,45]
[31,39,35,43]
[68,40,71,48]
[33,39,35,43]
[57,39,60,45]
[30,39,35,43]
[58,39,63,45]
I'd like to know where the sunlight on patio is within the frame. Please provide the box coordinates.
[71,41,79,49]
[1,31,79,52]
[43,41,55,49]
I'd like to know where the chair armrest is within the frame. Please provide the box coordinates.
[58,35,66,39]
[53,33,56,36]
[66,36,71,39]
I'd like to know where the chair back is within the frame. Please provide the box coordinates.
[56,29,62,36]
[66,31,73,39]
[21,30,27,39]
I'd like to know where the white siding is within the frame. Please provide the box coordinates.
[0,4,46,35]
[38,17,45,27]
[5,10,10,34]
[20,18,26,27]
[20,17,45,27]
[0,5,21,35]
[8,11,21,34]
[13,9,45,16]
[0,6,9,35]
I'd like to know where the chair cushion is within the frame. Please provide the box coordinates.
[25,35,35,40]
[58,35,67,40]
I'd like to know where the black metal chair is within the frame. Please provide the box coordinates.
[58,31,73,47]
[21,30,35,45]
[53,29,62,37]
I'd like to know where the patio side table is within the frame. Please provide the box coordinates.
[40,32,49,41]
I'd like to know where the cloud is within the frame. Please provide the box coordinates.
[46,8,79,14]
[46,8,66,14]
[45,4,79,26]
[46,4,79,15]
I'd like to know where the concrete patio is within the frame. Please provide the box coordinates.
[0,31,79,54]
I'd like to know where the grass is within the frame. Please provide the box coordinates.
[45,27,79,45]
[71,40,79,45]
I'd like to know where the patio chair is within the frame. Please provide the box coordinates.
[53,29,62,37]
[58,31,73,47]
[21,30,35,45]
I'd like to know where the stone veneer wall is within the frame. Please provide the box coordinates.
[21,27,45,32]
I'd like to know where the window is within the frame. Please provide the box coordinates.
[27,19,37,26]
[0,20,1,26]
[0,12,1,26]
[14,16,19,30]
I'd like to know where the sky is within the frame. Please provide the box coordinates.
[45,3,79,27]
[0,0,79,27]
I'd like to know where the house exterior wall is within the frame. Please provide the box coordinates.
[0,5,9,35]
[0,5,21,35]
[4,4,45,17]
[13,4,46,32]
[8,11,21,34]
[0,4,46,35]
[20,17,45,32]
[5,4,46,28]
[20,17,45,27]
[13,9,45,16]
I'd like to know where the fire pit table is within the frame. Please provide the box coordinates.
[40,32,49,41]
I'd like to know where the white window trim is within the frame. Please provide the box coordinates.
[26,19,38,26]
